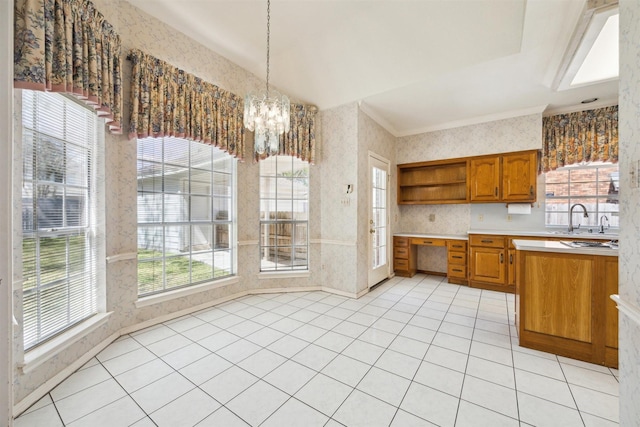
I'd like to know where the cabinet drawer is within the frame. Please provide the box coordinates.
[394,237,410,247]
[410,238,446,246]
[448,251,467,265]
[394,258,409,271]
[469,235,505,248]
[447,240,467,251]
[394,247,409,259]
[448,265,467,279]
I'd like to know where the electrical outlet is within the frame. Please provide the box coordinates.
[478,214,484,222]
[428,214,436,222]
[507,214,512,222]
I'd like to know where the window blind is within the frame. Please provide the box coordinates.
[21,90,100,350]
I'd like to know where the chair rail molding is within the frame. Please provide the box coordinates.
[611,294,640,327]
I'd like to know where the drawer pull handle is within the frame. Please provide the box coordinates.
[424,241,432,244]
[500,253,504,264]
[452,269,463,272]
[481,239,493,244]
[452,256,463,259]
[509,254,513,264]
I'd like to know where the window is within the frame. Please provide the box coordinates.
[21,91,102,350]
[137,137,236,296]
[260,156,309,271]
[545,163,619,229]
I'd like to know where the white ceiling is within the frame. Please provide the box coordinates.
[125,0,619,137]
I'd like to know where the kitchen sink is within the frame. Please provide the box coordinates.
[560,240,617,249]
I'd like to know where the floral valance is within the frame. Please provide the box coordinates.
[128,49,245,160]
[256,104,319,164]
[541,105,618,172]
[14,0,123,134]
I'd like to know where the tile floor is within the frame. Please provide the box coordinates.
[15,274,620,426]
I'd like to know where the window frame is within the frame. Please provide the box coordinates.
[259,155,310,272]
[136,137,237,297]
[544,162,619,230]
[20,90,103,351]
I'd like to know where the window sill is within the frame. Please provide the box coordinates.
[135,276,241,308]
[258,270,310,280]
[20,312,113,374]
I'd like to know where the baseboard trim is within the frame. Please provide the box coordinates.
[13,284,367,416]
[13,331,119,417]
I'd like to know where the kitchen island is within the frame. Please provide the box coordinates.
[513,239,618,368]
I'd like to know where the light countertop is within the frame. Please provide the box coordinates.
[469,229,619,240]
[512,239,618,257]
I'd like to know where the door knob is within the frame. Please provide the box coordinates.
[370,229,375,234]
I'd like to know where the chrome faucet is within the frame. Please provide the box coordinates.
[599,215,609,233]
[568,203,589,233]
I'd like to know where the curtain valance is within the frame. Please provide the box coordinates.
[128,49,245,160]
[257,104,318,164]
[14,0,123,134]
[541,105,618,172]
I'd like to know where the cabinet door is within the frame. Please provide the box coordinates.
[604,257,619,367]
[507,249,516,286]
[470,247,505,284]
[502,151,537,201]
[469,157,500,202]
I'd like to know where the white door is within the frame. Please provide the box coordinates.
[368,153,390,288]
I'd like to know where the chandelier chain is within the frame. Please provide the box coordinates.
[266,0,271,95]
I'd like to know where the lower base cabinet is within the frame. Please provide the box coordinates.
[515,249,618,368]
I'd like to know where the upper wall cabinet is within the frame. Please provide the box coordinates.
[397,150,538,205]
[469,150,538,203]
[397,158,469,204]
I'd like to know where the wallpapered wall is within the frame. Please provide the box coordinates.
[618,0,640,424]
[356,108,398,292]
[395,114,542,272]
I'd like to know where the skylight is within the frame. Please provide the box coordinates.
[571,13,619,86]
[556,6,619,91]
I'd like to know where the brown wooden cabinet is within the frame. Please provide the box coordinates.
[469,157,500,202]
[393,236,415,277]
[397,150,537,205]
[603,256,619,367]
[469,234,510,292]
[502,151,537,201]
[397,158,468,204]
[469,150,537,203]
[516,249,618,367]
[393,235,467,284]
[447,240,467,285]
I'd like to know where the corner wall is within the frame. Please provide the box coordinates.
[618,1,640,424]
[319,103,359,294]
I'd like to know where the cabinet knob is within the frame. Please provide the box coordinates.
[510,254,513,264]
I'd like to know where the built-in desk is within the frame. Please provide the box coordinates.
[393,233,468,284]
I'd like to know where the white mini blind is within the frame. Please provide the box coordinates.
[21,90,99,350]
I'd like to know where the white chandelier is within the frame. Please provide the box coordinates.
[244,0,290,156]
